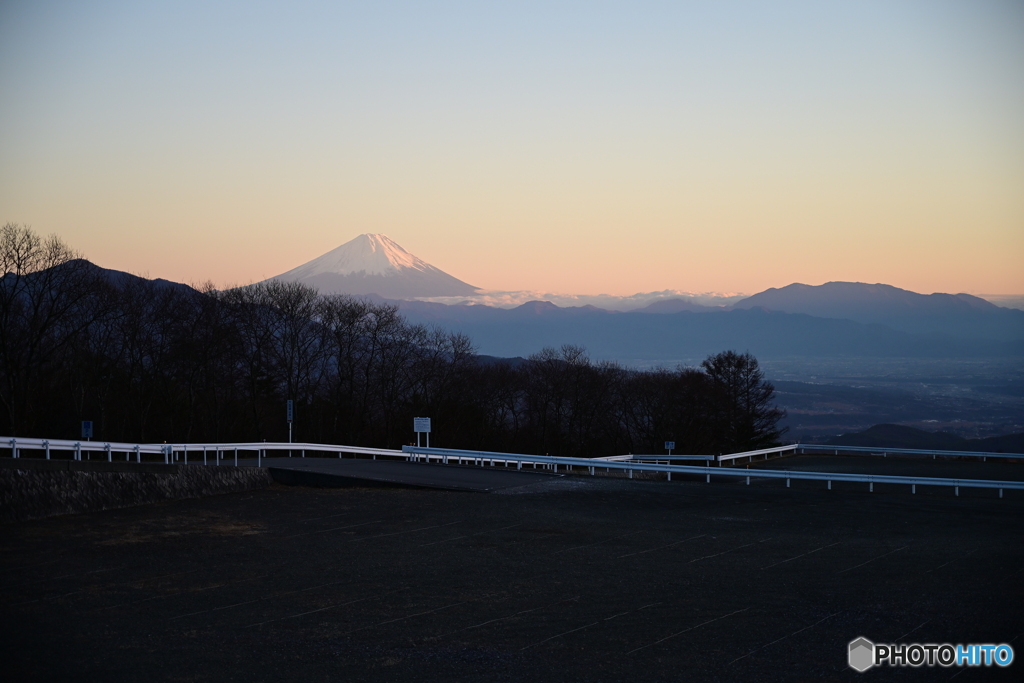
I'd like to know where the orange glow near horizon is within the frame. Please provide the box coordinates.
[1,2,1021,298]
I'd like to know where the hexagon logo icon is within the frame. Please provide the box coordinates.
[848,637,875,672]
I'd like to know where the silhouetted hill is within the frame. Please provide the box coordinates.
[826,424,1024,453]
[734,282,1024,341]
[3,259,199,297]
[80,260,199,295]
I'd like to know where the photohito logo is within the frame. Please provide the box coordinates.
[848,637,1014,671]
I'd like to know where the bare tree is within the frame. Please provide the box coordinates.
[0,223,108,434]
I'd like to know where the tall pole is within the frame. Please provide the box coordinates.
[287,399,294,457]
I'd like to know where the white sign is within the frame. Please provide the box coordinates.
[414,417,431,433]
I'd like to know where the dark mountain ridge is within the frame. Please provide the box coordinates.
[734,281,1024,341]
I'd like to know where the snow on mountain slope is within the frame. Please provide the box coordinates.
[271,234,478,298]
[278,234,429,278]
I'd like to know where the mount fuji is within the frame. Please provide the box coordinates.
[271,234,479,298]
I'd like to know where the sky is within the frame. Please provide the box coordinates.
[1,0,1022,297]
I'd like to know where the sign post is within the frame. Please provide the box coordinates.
[414,417,431,449]
[82,421,93,441]
[664,441,675,456]
[286,400,294,457]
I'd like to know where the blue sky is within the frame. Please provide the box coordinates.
[1,1,1022,295]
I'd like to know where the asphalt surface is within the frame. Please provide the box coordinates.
[2,470,1023,682]
[247,457,563,492]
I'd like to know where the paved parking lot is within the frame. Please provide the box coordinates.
[2,471,1022,682]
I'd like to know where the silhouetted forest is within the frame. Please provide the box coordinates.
[0,224,785,456]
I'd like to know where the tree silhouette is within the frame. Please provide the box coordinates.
[701,350,786,452]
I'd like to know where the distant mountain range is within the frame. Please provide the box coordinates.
[18,255,1022,443]
[262,234,1024,361]
[732,282,1024,341]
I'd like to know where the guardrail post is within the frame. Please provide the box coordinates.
[10,438,17,458]
[627,469,632,479]
[44,440,50,460]
[912,484,916,494]
[786,477,790,488]
[75,442,81,461]
[184,445,188,464]
[164,446,169,464]
[234,448,238,466]
[746,476,750,485]
[216,447,220,465]
[589,466,594,476]
[999,489,1003,499]
[955,485,959,497]
[203,447,207,465]
[258,447,261,468]
[827,480,831,490]
[869,482,873,493]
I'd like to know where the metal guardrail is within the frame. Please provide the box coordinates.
[793,443,1024,461]
[718,444,799,463]
[718,443,1024,463]
[2,437,403,467]
[4,436,1022,497]
[629,455,715,462]
[402,445,1024,498]
[3,437,166,462]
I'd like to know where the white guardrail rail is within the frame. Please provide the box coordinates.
[717,443,1024,463]
[3,436,1023,497]
[1,436,403,467]
[400,445,1024,498]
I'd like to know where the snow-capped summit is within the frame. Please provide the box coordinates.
[282,234,428,278]
[271,234,478,298]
